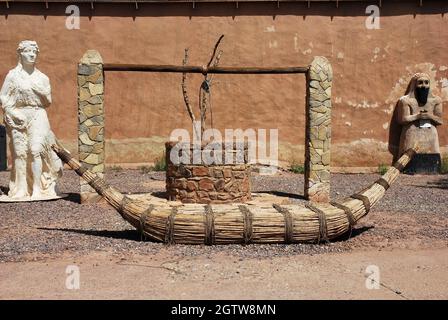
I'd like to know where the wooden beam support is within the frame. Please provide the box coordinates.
[103,63,309,74]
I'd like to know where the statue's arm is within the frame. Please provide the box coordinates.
[397,98,418,124]
[431,98,443,125]
[0,72,27,128]
[0,72,15,111]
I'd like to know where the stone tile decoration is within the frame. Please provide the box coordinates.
[305,56,332,202]
[165,142,251,204]
[77,50,105,203]
[76,51,332,203]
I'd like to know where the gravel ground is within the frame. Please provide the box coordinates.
[0,169,447,263]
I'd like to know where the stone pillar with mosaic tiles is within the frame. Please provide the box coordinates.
[77,50,105,203]
[304,56,332,203]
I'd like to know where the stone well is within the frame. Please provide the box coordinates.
[165,141,252,204]
[77,50,333,204]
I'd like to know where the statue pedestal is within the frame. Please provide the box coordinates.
[404,153,441,175]
[0,194,67,202]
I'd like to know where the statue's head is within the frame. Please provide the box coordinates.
[408,72,431,105]
[17,40,39,67]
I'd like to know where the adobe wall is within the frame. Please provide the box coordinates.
[0,1,447,168]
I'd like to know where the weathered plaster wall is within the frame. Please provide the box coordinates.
[0,1,447,167]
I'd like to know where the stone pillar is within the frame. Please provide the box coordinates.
[78,50,105,203]
[305,56,332,203]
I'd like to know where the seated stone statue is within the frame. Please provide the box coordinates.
[397,73,443,173]
[0,40,62,200]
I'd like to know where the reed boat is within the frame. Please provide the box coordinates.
[52,143,416,245]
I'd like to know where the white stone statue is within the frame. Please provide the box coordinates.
[0,40,63,201]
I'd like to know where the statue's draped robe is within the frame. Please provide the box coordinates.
[0,65,62,197]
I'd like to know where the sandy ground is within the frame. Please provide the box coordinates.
[1,248,447,300]
[0,169,447,300]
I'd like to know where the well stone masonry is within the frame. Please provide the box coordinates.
[78,50,105,203]
[305,56,332,203]
[166,142,252,204]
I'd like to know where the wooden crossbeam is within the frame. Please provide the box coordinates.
[103,63,309,74]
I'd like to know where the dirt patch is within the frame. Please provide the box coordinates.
[0,248,447,299]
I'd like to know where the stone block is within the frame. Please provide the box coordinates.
[86,70,103,83]
[83,153,99,165]
[233,171,246,179]
[87,95,103,105]
[88,83,104,96]
[78,77,87,87]
[91,164,105,173]
[79,87,91,101]
[88,125,103,141]
[321,152,331,166]
[311,139,323,149]
[214,179,225,191]
[318,126,327,140]
[79,132,95,146]
[174,178,187,189]
[192,166,210,176]
[199,178,214,191]
[223,169,232,178]
[186,181,197,192]
[319,170,331,182]
[213,169,223,178]
[217,193,231,200]
[78,64,96,76]
[82,104,103,118]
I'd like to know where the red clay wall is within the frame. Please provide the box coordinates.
[0,1,447,168]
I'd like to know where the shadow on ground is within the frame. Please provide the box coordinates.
[425,176,448,190]
[37,227,141,241]
[258,191,307,200]
[37,224,374,243]
[332,226,375,242]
